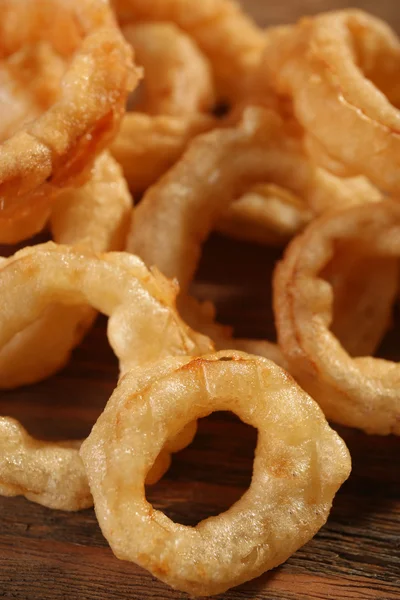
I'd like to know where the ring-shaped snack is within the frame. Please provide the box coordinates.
[262,10,400,193]
[217,167,383,247]
[123,21,214,116]
[112,20,215,193]
[0,152,132,388]
[81,350,351,596]
[274,201,400,435]
[217,183,313,246]
[0,243,212,509]
[112,0,265,102]
[0,0,136,216]
[111,112,214,194]
[0,40,63,243]
[131,107,381,361]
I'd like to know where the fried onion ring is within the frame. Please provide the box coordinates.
[217,169,382,247]
[130,107,381,357]
[112,0,265,102]
[0,192,54,244]
[50,151,131,253]
[81,350,350,596]
[0,243,212,509]
[0,243,211,373]
[131,108,310,292]
[110,113,214,193]
[0,152,132,389]
[217,183,313,246]
[0,0,137,216]
[0,41,65,142]
[274,201,400,435]
[0,418,91,511]
[123,22,214,116]
[262,10,400,192]
[111,21,215,193]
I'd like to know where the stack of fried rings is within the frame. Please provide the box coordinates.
[0,242,212,510]
[5,0,400,597]
[0,0,136,243]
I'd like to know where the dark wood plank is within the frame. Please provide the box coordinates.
[1,1,400,599]
[244,0,400,31]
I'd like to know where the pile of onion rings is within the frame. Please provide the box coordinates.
[82,350,350,596]
[0,0,137,241]
[0,242,211,509]
[274,201,400,435]
[5,0,400,596]
[260,10,400,193]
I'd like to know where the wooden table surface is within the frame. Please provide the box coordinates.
[1,1,400,599]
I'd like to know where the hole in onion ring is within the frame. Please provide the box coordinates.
[376,302,400,361]
[349,22,400,109]
[212,101,231,119]
[146,411,256,527]
[0,315,118,443]
[193,233,281,341]
[0,229,51,258]
[319,239,398,359]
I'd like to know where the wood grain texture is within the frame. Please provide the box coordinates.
[243,0,400,30]
[1,1,400,599]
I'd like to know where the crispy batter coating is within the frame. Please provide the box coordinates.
[261,10,400,192]
[130,107,381,356]
[218,183,313,246]
[111,107,215,195]
[123,22,214,116]
[112,0,265,101]
[274,201,400,435]
[111,20,215,193]
[0,418,91,511]
[0,243,212,508]
[81,350,350,596]
[0,152,132,388]
[0,0,137,217]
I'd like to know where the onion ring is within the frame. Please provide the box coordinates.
[81,350,351,596]
[217,183,313,246]
[110,112,214,193]
[0,41,65,143]
[130,108,312,293]
[50,151,131,253]
[0,243,211,373]
[262,10,400,192]
[0,152,132,388]
[130,106,381,358]
[0,242,212,509]
[0,192,54,244]
[0,0,137,216]
[111,21,215,193]
[274,201,400,435]
[112,0,265,102]
[123,22,214,116]
[0,41,63,243]
[0,418,91,511]
[217,167,382,247]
